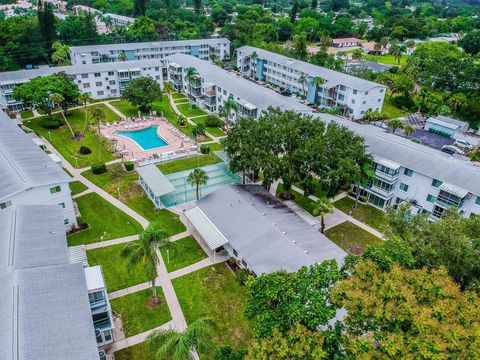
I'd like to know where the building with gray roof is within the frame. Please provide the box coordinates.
[70,38,231,65]
[0,114,76,229]
[236,46,386,120]
[0,204,104,360]
[185,185,346,275]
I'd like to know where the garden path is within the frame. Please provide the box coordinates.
[109,320,175,352]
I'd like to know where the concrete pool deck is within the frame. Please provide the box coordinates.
[100,117,198,162]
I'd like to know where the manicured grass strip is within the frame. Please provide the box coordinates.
[172,92,187,100]
[364,54,409,66]
[172,264,253,349]
[20,109,34,119]
[87,240,153,292]
[208,142,225,152]
[333,196,386,231]
[110,287,171,337]
[67,192,143,246]
[111,100,146,118]
[191,116,226,137]
[176,103,207,118]
[381,99,410,119]
[161,236,207,272]
[325,221,382,254]
[115,342,153,360]
[82,164,186,235]
[69,181,88,195]
[24,107,116,168]
[276,183,318,215]
[157,154,222,174]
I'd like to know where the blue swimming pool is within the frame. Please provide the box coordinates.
[116,126,168,150]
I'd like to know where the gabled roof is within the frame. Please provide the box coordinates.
[237,45,385,91]
[184,207,228,251]
[0,114,71,201]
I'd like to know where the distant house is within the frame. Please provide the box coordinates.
[332,37,361,48]
[425,115,469,138]
[362,41,388,55]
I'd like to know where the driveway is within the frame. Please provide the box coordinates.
[411,129,454,150]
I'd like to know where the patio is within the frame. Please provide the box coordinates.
[99,116,198,163]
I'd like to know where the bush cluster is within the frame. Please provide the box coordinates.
[40,118,61,129]
[91,163,107,174]
[79,146,92,155]
[205,115,224,128]
[200,144,210,154]
[124,161,134,171]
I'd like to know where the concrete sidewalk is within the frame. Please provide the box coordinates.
[110,320,174,352]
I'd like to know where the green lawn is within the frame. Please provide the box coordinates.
[69,181,88,195]
[67,192,143,246]
[364,54,409,66]
[172,264,253,350]
[111,100,146,118]
[110,287,171,337]
[87,241,153,292]
[326,221,382,254]
[192,116,226,137]
[381,98,410,119]
[20,109,34,119]
[172,92,188,100]
[82,164,186,236]
[84,103,120,123]
[160,236,207,272]
[157,154,222,174]
[115,342,154,360]
[276,183,318,215]
[24,107,116,168]
[334,196,386,231]
[208,142,225,152]
[176,103,207,118]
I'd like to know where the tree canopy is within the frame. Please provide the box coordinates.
[121,76,162,112]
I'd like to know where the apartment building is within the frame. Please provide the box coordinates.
[236,46,386,120]
[103,12,134,27]
[166,54,480,220]
[0,59,163,111]
[70,38,231,66]
[0,204,112,360]
[0,114,77,229]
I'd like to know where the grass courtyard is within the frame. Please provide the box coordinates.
[364,54,409,66]
[333,196,386,231]
[172,264,253,351]
[191,115,226,137]
[82,164,186,236]
[326,221,382,254]
[24,106,116,168]
[157,154,222,174]
[160,236,207,273]
[381,100,410,119]
[115,342,154,360]
[276,183,318,215]
[87,240,154,292]
[176,103,208,118]
[110,287,171,337]
[67,192,143,246]
[69,181,88,196]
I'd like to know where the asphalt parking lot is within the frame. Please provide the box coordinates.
[411,129,455,150]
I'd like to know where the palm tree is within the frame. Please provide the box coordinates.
[163,82,174,100]
[118,52,127,61]
[298,75,307,100]
[50,93,75,138]
[121,223,170,304]
[147,317,215,360]
[185,67,198,107]
[312,198,333,234]
[379,37,389,50]
[447,93,467,113]
[389,42,404,65]
[311,76,324,102]
[354,161,375,209]
[388,118,404,134]
[250,51,258,79]
[223,95,237,123]
[90,107,105,160]
[403,124,415,138]
[209,53,217,63]
[187,168,208,200]
[78,93,93,136]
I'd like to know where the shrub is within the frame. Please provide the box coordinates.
[200,144,210,154]
[79,146,92,155]
[192,123,206,137]
[359,195,368,202]
[411,138,422,144]
[91,163,107,174]
[177,116,187,127]
[40,118,61,129]
[124,161,134,171]
[205,115,223,127]
[236,268,253,285]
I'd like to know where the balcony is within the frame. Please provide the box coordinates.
[370,184,395,198]
[93,315,112,331]
[205,88,216,97]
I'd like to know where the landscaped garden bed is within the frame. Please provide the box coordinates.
[110,287,171,337]
[67,192,143,246]
[87,241,153,292]
[160,236,207,272]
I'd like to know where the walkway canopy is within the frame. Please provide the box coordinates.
[137,164,175,208]
[184,207,228,251]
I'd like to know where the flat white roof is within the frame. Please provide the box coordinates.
[84,265,106,292]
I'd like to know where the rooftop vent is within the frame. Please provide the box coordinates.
[304,250,308,254]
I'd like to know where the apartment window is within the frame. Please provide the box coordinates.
[64,219,69,225]
[365,91,369,95]
[82,60,86,65]
[399,183,409,192]
[94,72,101,77]
[95,81,102,87]
[339,85,346,91]
[83,83,90,89]
[377,98,381,102]
[241,259,248,267]
[426,194,436,203]
[362,100,366,104]
[109,80,116,85]
[111,89,117,94]
[404,168,413,177]
[351,99,356,104]
[89,291,104,305]
[58,202,66,209]
[380,88,384,93]
[155,67,159,71]
[233,249,238,257]
[108,71,114,76]
[353,89,357,95]
[432,179,443,188]
[476,196,480,206]
[0,200,12,210]
[50,185,61,194]
[97,91,104,96]
[81,73,88,79]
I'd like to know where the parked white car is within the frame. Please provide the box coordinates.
[442,145,465,155]
[454,139,474,150]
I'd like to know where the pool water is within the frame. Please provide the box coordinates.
[160,163,241,207]
[116,126,168,150]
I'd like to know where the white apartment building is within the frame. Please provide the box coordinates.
[0,114,77,229]
[0,60,163,111]
[103,12,134,27]
[236,46,386,120]
[166,54,480,220]
[70,38,231,66]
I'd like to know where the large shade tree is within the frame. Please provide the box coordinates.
[122,76,162,112]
